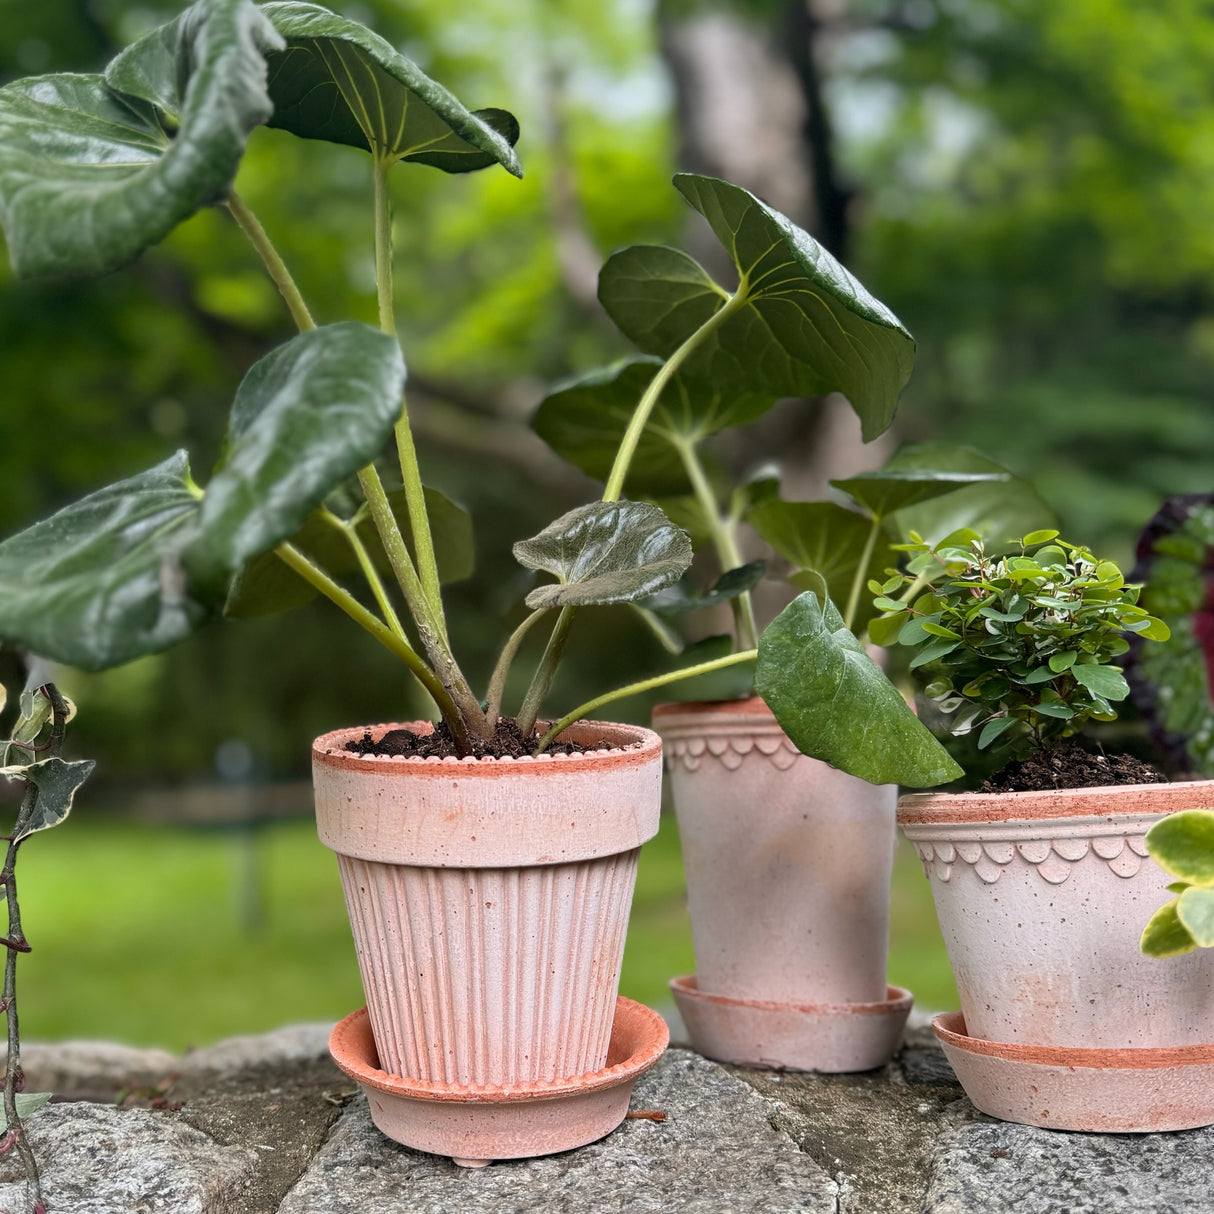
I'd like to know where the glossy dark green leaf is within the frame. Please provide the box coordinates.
[643,561,766,616]
[261,1,521,175]
[0,452,207,670]
[532,358,775,495]
[514,502,691,609]
[831,469,1008,521]
[598,175,915,442]
[184,323,406,590]
[1140,898,1197,958]
[884,443,1056,548]
[659,634,756,702]
[748,500,894,623]
[7,757,96,842]
[0,0,281,278]
[756,592,962,787]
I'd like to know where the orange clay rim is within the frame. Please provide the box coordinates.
[897,779,1214,826]
[313,718,661,778]
[933,1012,1214,1069]
[671,975,913,1017]
[329,997,669,1103]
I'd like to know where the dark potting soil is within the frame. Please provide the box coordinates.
[344,717,620,760]
[978,739,1168,793]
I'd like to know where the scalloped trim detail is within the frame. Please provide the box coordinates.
[663,734,801,773]
[914,834,1147,885]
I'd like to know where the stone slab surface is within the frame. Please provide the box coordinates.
[277,1048,839,1214]
[8,1019,1213,1213]
[0,1102,255,1214]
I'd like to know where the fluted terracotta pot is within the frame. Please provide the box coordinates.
[900,780,1214,1131]
[654,698,912,1072]
[313,719,663,1088]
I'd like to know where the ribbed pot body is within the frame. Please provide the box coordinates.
[654,698,897,1005]
[899,781,1214,1048]
[313,720,663,1086]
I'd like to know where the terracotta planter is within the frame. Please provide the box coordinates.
[313,719,663,1091]
[899,780,1214,1131]
[653,697,911,1072]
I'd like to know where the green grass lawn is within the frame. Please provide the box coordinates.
[15,810,954,1051]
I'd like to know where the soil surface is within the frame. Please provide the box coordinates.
[345,717,620,760]
[979,739,1167,793]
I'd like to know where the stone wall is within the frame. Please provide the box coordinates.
[2,1017,1208,1213]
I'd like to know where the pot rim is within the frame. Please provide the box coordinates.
[313,717,660,779]
[651,696,768,721]
[898,778,1214,826]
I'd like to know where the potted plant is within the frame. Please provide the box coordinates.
[535,317,1053,1070]
[0,0,958,1162]
[886,529,1214,1131]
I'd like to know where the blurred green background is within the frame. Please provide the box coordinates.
[3,0,1211,1047]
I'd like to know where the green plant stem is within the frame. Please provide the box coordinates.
[533,649,758,754]
[484,608,550,724]
[520,289,751,734]
[354,471,490,742]
[631,605,685,655]
[319,510,406,642]
[225,193,316,332]
[675,436,758,650]
[372,156,448,643]
[516,607,576,737]
[843,517,883,632]
[273,541,464,737]
[602,285,747,503]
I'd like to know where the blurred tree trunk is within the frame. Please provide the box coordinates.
[657,0,892,567]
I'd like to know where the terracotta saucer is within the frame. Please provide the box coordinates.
[670,974,913,1073]
[934,1011,1214,1132]
[329,996,669,1167]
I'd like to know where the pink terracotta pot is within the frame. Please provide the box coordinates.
[899,780,1214,1051]
[653,697,910,1071]
[313,719,663,1088]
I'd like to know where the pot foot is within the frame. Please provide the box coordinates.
[329,996,669,1162]
[670,973,912,1073]
[934,1011,1214,1133]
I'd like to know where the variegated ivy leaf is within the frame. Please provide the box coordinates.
[261,2,521,175]
[514,502,692,609]
[598,175,915,442]
[0,757,95,842]
[0,0,281,278]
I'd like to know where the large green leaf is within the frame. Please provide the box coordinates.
[598,175,915,442]
[883,443,1056,547]
[748,500,894,623]
[261,2,521,175]
[0,757,96,842]
[0,0,281,278]
[755,592,963,787]
[514,502,692,609]
[0,452,207,670]
[183,322,406,590]
[532,358,775,495]
[831,469,1009,521]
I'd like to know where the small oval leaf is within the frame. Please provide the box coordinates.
[1145,810,1214,884]
[1140,897,1198,958]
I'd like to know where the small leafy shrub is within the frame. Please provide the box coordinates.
[872,530,1170,757]
[1141,810,1214,957]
